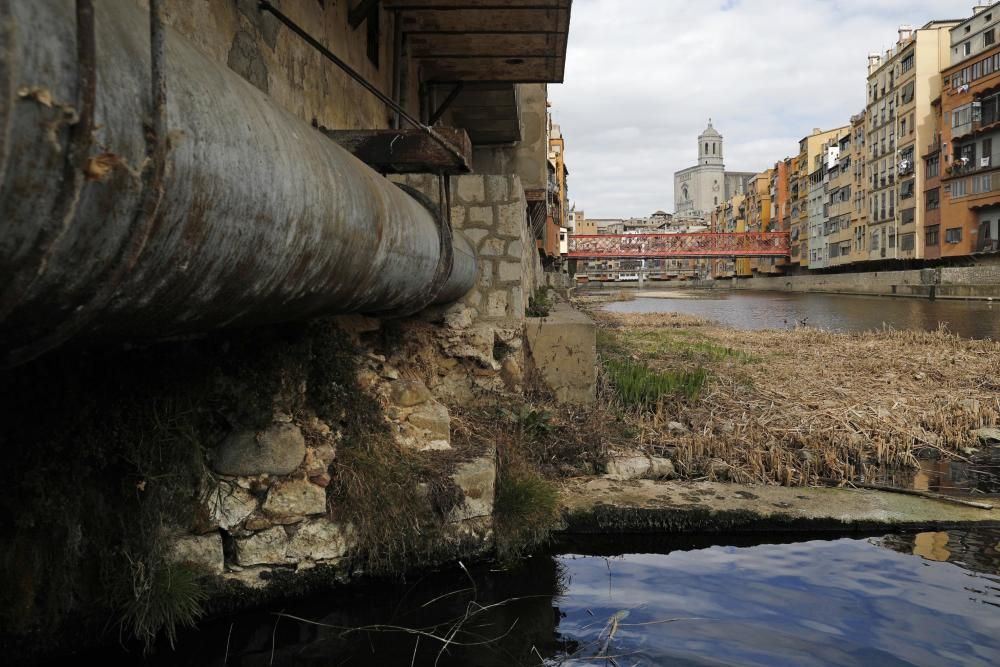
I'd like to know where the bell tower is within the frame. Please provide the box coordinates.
[698,119,724,167]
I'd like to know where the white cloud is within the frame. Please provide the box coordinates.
[549,0,972,218]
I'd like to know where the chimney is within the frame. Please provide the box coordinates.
[868,52,882,74]
[973,5,990,15]
[898,25,913,44]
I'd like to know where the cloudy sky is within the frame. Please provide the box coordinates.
[549,0,970,218]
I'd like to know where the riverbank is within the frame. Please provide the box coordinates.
[587,309,1000,488]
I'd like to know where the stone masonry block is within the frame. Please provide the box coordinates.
[485,291,509,318]
[464,228,489,247]
[480,239,506,257]
[485,175,510,202]
[455,176,486,203]
[498,261,522,283]
[467,206,493,227]
[496,202,525,238]
[506,240,524,259]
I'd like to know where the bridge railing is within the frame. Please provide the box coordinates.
[566,232,791,258]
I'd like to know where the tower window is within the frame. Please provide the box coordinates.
[705,143,709,154]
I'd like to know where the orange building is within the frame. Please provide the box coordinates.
[939,11,1000,257]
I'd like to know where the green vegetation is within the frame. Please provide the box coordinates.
[117,560,208,650]
[610,328,755,364]
[604,358,707,407]
[526,287,553,317]
[494,468,559,562]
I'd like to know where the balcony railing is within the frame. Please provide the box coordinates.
[977,238,999,253]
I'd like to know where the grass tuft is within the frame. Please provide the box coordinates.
[116,559,207,651]
[604,358,707,407]
[494,469,559,562]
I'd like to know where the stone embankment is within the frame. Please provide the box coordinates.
[695,259,1000,300]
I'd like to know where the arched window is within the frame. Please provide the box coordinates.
[712,143,716,155]
[705,143,709,154]
[714,196,718,205]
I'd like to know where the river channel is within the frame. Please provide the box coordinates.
[121,529,1000,666]
[599,289,1000,340]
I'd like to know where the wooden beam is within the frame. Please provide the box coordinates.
[349,0,381,29]
[384,0,570,8]
[421,55,563,83]
[397,8,568,33]
[320,128,472,174]
[407,32,563,58]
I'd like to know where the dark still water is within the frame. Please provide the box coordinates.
[129,529,1000,667]
[601,290,1000,339]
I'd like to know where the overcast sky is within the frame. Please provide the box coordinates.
[548,0,971,219]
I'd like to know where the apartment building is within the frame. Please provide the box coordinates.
[827,131,856,266]
[866,22,957,261]
[939,5,1000,256]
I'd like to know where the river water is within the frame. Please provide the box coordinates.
[128,529,1000,666]
[599,289,1000,340]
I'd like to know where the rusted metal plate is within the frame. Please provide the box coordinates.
[320,128,472,174]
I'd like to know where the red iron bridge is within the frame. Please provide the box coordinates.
[566,232,791,259]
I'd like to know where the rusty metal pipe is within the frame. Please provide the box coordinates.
[0,0,476,365]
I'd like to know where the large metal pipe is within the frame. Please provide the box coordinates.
[0,0,476,366]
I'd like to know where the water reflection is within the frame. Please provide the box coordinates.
[599,290,1000,339]
[552,532,1000,666]
[129,530,1000,667]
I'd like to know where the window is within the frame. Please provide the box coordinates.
[926,188,940,210]
[965,41,972,56]
[926,226,940,246]
[986,29,996,47]
[901,53,914,73]
[871,230,880,250]
[959,142,977,164]
[953,178,968,196]
[946,227,963,243]
[987,55,995,75]
[926,156,939,178]
[983,137,993,164]
[953,105,972,128]
[973,173,992,193]
[974,61,982,80]
[900,233,915,252]
[900,180,914,199]
[901,208,915,224]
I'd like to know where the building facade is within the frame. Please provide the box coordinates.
[939,6,1000,256]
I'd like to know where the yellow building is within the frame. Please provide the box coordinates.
[744,170,774,275]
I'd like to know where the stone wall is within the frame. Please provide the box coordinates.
[713,261,1000,299]
[156,0,417,131]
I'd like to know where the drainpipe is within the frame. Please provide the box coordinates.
[0,0,476,366]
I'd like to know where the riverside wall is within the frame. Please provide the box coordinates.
[700,259,1000,299]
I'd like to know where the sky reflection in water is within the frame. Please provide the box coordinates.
[552,534,1000,666]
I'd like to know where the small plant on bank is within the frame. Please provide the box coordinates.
[116,558,207,651]
[526,288,553,317]
[494,467,560,562]
[604,358,707,408]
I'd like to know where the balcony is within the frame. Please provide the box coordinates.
[977,238,1000,253]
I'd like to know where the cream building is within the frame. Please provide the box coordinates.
[674,120,755,220]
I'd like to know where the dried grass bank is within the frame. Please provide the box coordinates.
[592,311,1000,487]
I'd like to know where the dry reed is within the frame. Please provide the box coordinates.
[594,311,1000,487]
